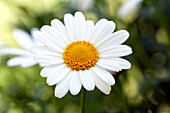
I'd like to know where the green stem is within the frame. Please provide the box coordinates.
[80,88,86,113]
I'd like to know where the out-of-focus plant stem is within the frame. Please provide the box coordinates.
[80,88,86,113]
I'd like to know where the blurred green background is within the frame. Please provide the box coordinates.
[0,0,170,113]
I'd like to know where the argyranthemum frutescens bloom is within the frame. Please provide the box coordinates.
[30,12,132,98]
[1,28,39,68]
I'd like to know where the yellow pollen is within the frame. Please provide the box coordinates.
[63,40,99,70]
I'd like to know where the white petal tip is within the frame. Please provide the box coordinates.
[110,81,115,86]
[33,31,41,39]
[70,90,79,95]
[46,79,54,86]
[84,86,95,91]
[40,73,46,78]
[75,11,83,15]
[105,92,110,95]
[51,19,59,25]
[124,30,130,36]
[129,47,133,55]
[55,93,65,98]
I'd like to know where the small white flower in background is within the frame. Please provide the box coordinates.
[30,12,132,98]
[68,0,94,11]
[1,28,39,68]
[117,0,143,19]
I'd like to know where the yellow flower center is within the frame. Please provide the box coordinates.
[63,40,99,70]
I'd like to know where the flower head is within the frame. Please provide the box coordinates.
[1,28,39,68]
[30,12,132,98]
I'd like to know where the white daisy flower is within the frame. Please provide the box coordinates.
[30,12,132,98]
[1,28,39,68]
[117,0,143,19]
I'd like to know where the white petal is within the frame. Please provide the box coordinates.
[64,13,77,42]
[90,65,115,85]
[55,71,72,98]
[40,25,67,47]
[40,64,64,77]
[34,55,64,67]
[20,59,37,68]
[46,65,71,86]
[92,21,116,46]
[99,45,132,58]
[111,58,131,69]
[32,38,41,46]
[29,46,62,55]
[51,19,71,44]
[30,46,64,67]
[33,31,64,52]
[69,71,82,95]
[79,70,95,91]
[96,30,129,49]
[1,48,27,56]
[96,59,121,72]
[98,45,131,53]
[74,12,86,41]
[89,69,111,94]
[86,19,108,42]
[7,56,37,68]
[97,58,132,72]
[84,20,94,41]
[13,29,33,49]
